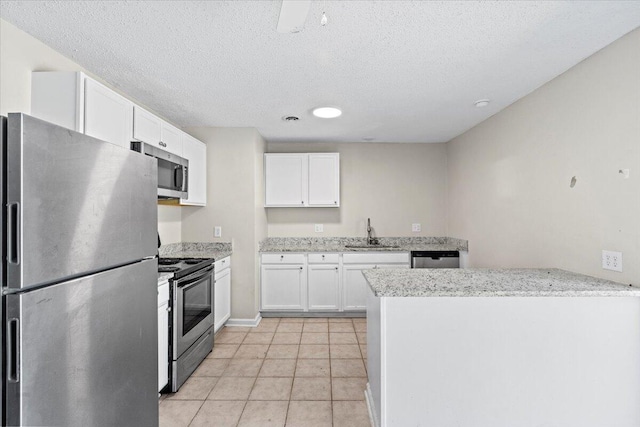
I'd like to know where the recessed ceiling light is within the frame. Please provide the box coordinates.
[282,115,300,121]
[474,99,490,108]
[312,107,342,118]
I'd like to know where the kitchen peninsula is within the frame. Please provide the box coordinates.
[364,268,640,427]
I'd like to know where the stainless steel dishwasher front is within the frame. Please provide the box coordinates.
[411,251,460,268]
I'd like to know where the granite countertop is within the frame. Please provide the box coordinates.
[159,242,233,261]
[158,272,174,282]
[363,268,640,297]
[259,237,468,253]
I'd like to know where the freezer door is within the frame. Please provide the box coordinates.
[4,113,157,290]
[4,259,158,427]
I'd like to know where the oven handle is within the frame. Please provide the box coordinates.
[177,265,214,288]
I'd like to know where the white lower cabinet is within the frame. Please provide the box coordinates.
[214,257,232,333]
[261,263,307,311]
[260,252,410,313]
[308,264,341,311]
[157,280,170,392]
[342,264,409,310]
[342,265,372,311]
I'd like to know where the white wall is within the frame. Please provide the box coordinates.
[447,28,640,286]
[181,127,267,321]
[266,142,448,238]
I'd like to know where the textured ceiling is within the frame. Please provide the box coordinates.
[1,1,640,143]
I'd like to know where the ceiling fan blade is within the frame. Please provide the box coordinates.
[277,0,312,33]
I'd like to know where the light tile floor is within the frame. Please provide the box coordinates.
[159,317,370,427]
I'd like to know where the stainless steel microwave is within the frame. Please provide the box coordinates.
[131,141,188,199]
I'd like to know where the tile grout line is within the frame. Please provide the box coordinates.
[237,317,278,426]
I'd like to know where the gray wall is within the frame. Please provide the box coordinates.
[447,28,640,286]
[181,127,267,320]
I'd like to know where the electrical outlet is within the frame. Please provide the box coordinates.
[602,250,623,272]
[214,226,222,238]
[314,224,324,233]
[412,223,421,232]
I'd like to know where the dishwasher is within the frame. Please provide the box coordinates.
[411,251,460,268]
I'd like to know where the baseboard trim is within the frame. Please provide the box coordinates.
[365,382,379,427]
[225,313,262,328]
[261,311,366,318]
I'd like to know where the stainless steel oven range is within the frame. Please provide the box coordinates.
[159,257,215,392]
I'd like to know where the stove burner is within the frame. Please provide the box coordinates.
[158,266,180,273]
[183,258,205,265]
[158,258,179,265]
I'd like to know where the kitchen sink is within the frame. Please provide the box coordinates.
[344,244,400,249]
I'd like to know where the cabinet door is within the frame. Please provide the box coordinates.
[261,264,307,311]
[308,264,340,311]
[158,301,169,392]
[84,78,133,149]
[160,122,183,156]
[308,153,340,206]
[214,267,231,333]
[133,106,162,145]
[180,135,207,206]
[342,265,373,311]
[264,154,307,207]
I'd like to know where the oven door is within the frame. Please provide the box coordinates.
[174,265,214,358]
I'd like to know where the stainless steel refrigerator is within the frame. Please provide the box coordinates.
[1,113,159,426]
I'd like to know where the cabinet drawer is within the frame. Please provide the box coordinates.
[308,253,340,264]
[342,252,410,264]
[214,256,231,272]
[261,253,305,264]
[158,281,169,306]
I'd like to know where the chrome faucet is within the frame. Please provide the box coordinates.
[366,218,378,245]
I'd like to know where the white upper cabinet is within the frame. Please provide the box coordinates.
[264,153,339,207]
[84,79,133,149]
[133,106,162,146]
[32,71,133,149]
[32,71,86,132]
[160,122,183,157]
[265,154,307,207]
[180,134,207,206]
[308,153,340,206]
[133,106,182,156]
[33,71,208,207]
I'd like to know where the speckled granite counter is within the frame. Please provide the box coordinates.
[159,242,232,260]
[364,268,640,297]
[158,272,174,282]
[259,237,467,253]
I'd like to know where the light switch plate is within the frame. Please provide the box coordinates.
[314,224,324,233]
[602,250,622,272]
[214,226,222,238]
[412,223,421,232]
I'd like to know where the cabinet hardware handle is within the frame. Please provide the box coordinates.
[166,306,171,312]
[299,266,303,270]
[335,267,339,271]
[334,201,337,204]
[301,201,304,205]
[322,255,325,259]
[159,141,167,148]
[280,255,284,260]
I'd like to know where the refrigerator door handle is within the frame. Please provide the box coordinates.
[7,202,20,264]
[7,318,20,383]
